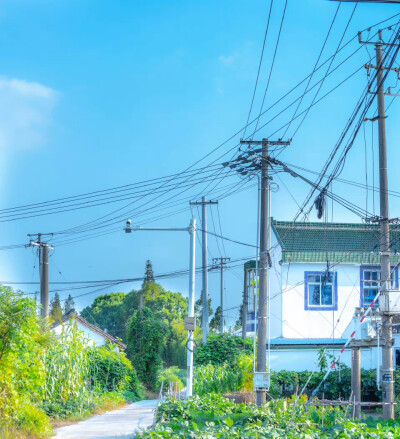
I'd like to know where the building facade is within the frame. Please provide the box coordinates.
[244,220,400,372]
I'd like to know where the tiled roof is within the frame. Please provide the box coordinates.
[52,309,127,350]
[272,220,400,264]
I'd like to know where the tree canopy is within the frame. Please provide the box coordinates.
[49,292,63,321]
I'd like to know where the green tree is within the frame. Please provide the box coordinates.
[64,294,75,314]
[80,292,128,339]
[127,307,168,389]
[50,292,63,321]
[195,297,213,328]
[210,306,224,332]
[142,260,155,287]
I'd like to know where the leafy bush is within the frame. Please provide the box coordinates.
[88,342,144,399]
[136,393,400,438]
[127,307,168,389]
[0,288,52,436]
[194,354,253,395]
[157,366,186,392]
[270,367,381,400]
[194,334,252,366]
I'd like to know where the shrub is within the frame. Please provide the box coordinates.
[194,334,252,366]
[157,366,186,392]
[88,342,144,399]
[127,307,168,389]
[0,288,51,435]
[194,355,253,395]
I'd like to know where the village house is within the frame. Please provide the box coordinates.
[244,219,400,372]
[51,309,126,351]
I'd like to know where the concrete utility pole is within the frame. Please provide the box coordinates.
[27,233,53,318]
[190,197,218,343]
[358,29,400,420]
[123,219,197,397]
[242,268,249,340]
[186,218,196,397]
[212,257,230,334]
[376,42,394,420]
[351,346,361,420]
[40,243,50,319]
[240,138,290,407]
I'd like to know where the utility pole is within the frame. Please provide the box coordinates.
[240,137,290,407]
[242,268,249,340]
[27,233,53,318]
[351,346,361,420]
[186,218,196,397]
[123,219,197,397]
[190,197,218,343]
[359,29,400,420]
[212,257,230,334]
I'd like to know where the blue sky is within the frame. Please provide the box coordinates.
[0,0,400,327]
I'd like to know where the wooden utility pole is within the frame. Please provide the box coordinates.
[190,197,218,343]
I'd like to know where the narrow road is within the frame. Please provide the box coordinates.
[53,399,158,439]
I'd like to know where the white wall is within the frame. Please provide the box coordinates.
[270,346,382,372]
[281,262,361,339]
[52,320,108,347]
[269,231,282,338]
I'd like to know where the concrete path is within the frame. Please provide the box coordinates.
[53,399,158,439]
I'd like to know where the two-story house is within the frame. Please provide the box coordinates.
[244,219,400,372]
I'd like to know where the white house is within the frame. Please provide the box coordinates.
[244,219,400,372]
[52,309,127,351]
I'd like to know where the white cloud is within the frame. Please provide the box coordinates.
[0,77,58,151]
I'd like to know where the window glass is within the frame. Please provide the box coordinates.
[310,285,320,306]
[306,272,335,309]
[321,285,333,305]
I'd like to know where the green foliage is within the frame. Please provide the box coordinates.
[157,366,186,391]
[195,297,213,328]
[127,307,168,389]
[209,306,223,332]
[135,393,400,438]
[0,288,50,424]
[64,294,75,314]
[194,354,253,395]
[269,367,380,401]
[195,334,253,366]
[81,292,127,340]
[142,259,155,287]
[0,289,143,437]
[88,342,144,399]
[50,292,63,322]
[41,321,92,417]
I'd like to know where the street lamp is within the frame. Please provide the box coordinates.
[123,219,197,397]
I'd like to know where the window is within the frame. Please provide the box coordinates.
[304,271,338,311]
[360,266,398,308]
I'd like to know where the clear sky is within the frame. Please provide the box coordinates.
[0,0,400,327]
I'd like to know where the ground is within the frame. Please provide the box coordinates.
[53,399,158,439]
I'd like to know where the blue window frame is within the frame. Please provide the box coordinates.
[360,265,399,308]
[304,271,338,311]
